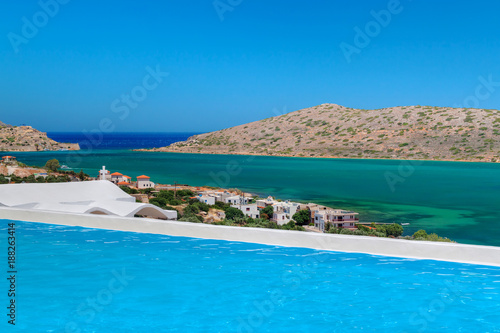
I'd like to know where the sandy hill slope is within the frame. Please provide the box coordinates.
[0,122,79,152]
[144,104,500,162]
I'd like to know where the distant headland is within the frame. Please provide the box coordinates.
[0,121,79,152]
[138,104,500,163]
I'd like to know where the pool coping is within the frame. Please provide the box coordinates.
[1,207,500,267]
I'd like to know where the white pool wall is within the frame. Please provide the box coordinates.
[1,207,500,267]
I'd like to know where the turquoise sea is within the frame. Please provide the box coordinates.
[4,132,500,246]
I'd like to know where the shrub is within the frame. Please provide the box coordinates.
[149,197,168,209]
[413,230,428,239]
[120,185,138,194]
[184,204,200,216]
[178,214,203,223]
[176,189,194,197]
[377,223,403,237]
[214,201,230,210]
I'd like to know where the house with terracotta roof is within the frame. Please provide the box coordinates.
[1,156,17,165]
[137,175,154,189]
[110,172,124,184]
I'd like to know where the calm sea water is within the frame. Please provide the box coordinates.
[48,132,199,150]
[2,132,500,246]
[3,220,500,332]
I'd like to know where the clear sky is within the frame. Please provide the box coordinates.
[1,0,500,132]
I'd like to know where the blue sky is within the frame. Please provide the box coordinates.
[1,0,500,132]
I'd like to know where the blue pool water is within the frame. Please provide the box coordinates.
[2,220,500,332]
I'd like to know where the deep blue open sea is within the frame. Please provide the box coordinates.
[2,132,500,246]
[47,132,198,150]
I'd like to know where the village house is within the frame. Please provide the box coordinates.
[313,209,359,232]
[271,201,300,225]
[111,172,124,184]
[116,175,132,186]
[231,204,260,219]
[1,156,17,165]
[256,196,278,209]
[197,194,216,205]
[224,195,249,205]
[213,191,233,202]
[137,175,155,189]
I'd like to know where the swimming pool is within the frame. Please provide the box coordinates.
[2,220,500,332]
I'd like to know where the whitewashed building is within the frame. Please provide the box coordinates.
[256,196,278,208]
[271,201,300,225]
[198,195,216,205]
[137,175,155,189]
[314,209,359,232]
[213,191,233,202]
[231,204,260,219]
[224,195,249,205]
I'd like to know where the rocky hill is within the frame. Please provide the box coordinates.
[144,104,500,162]
[0,122,79,152]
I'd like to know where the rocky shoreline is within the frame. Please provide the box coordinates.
[0,123,79,152]
[137,104,500,163]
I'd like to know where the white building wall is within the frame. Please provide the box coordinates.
[231,204,260,219]
[198,196,215,205]
[137,179,154,189]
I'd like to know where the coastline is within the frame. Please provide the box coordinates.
[133,148,500,164]
[0,147,80,152]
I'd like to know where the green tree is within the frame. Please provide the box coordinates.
[0,175,8,184]
[225,207,245,220]
[77,169,87,181]
[292,210,311,225]
[261,206,274,220]
[150,197,168,209]
[45,159,60,172]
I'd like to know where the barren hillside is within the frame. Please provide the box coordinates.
[143,104,500,162]
[0,122,79,152]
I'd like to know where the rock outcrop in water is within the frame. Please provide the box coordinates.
[143,104,500,162]
[0,121,79,152]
